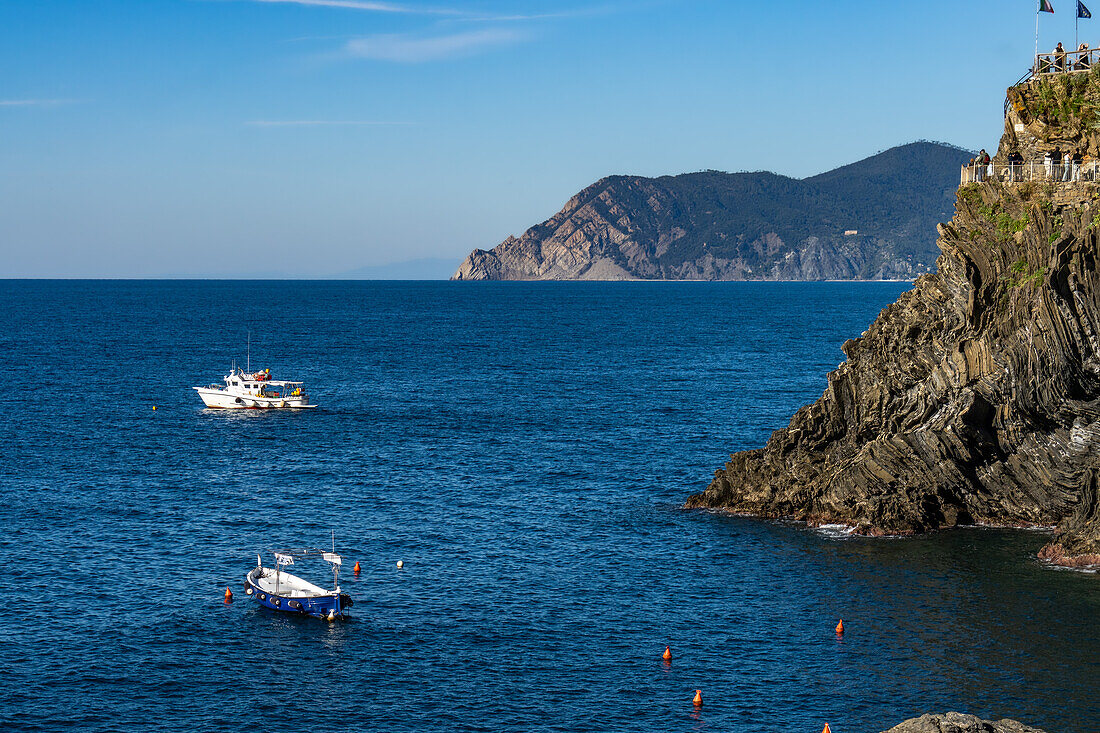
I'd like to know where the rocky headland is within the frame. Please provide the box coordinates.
[452,142,970,281]
[685,69,1100,567]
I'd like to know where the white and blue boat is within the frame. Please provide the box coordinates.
[244,547,352,620]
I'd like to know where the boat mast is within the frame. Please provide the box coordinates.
[332,530,339,591]
[247,330,251,374]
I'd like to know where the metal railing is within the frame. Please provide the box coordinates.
[961,161,1095,184]
[1034,48,1100,75]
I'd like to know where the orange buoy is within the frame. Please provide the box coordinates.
[822,724,832,733]
[353,561,361,575]
[835,619,844,635]
[692,690,702,707]
[662,646,672,661]
[224,587,233,603]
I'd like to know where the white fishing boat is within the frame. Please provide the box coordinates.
[194,335,316,409]
[193,367,315,409]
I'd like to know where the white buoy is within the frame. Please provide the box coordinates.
[396,560,404,569]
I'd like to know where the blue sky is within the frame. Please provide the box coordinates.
[0,0,1090,276]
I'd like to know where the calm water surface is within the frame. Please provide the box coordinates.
[3,281,1097,733]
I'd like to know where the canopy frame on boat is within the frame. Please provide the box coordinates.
[262,547,343,594]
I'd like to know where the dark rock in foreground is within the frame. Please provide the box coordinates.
[882,712,1048,733]
[686,73,1100,565]
[453,142,969,281]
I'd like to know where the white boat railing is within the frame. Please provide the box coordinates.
[960,161,1096,184]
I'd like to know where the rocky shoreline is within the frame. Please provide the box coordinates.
[686,72,1100,569]
[882,712,1048,732]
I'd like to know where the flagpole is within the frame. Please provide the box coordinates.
[1036,4,1041,69]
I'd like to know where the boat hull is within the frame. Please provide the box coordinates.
[243,569,349,619]
[195,387,315,409]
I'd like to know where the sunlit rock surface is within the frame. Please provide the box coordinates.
[882,712,1048,733]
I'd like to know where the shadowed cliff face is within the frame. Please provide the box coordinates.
[686,76,1100,565]
[452,143,968,281]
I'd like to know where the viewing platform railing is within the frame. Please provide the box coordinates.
[1034,48,1100,75]
[961,161,1096,184]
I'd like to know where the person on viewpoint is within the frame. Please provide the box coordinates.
[1056,42,1067,71]
[1009,151,1023,182]
[1077,43,1091,70]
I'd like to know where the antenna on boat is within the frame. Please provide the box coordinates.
[247,330,251,373]
[331,530,339,591]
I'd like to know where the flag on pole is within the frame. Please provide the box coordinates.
[1079,1,1092,18]
[1041,0,1055,12]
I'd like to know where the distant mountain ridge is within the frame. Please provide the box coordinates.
[452,142,973,281]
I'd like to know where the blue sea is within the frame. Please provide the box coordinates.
[4,281,1098,733]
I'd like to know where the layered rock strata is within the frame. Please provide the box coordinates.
[686,71,1100,565]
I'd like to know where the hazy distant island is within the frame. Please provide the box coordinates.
[452,141,972,281]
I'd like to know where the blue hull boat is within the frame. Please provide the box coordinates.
[244,548,352,620]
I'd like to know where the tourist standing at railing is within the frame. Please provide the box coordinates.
[1056,42,1067,71]
[1009,152,1024,182]
[1045,151,1054,179]
[1077,43,1092,70]
[978,150,991,183]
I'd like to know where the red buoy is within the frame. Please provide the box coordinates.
[224,587,233,603]
[353,561,361,575]
[692,690,702,707]
[835,619,844,635]
[662,646,672,661]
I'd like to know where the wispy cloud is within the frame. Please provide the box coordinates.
[344,28,524,62]
[247,0,608,22]
[457,5,620,22]
[0,99,76,107]
[245,119,413,126]
[247,0,456,14]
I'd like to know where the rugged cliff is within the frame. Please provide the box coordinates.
[453,143,969,281]
[686,71,1100,566]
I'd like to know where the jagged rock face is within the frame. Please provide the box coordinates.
[881,712,1048,733]
[452,143,968,281]
[1003,69,1100,162]
[686,77,1100,563]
